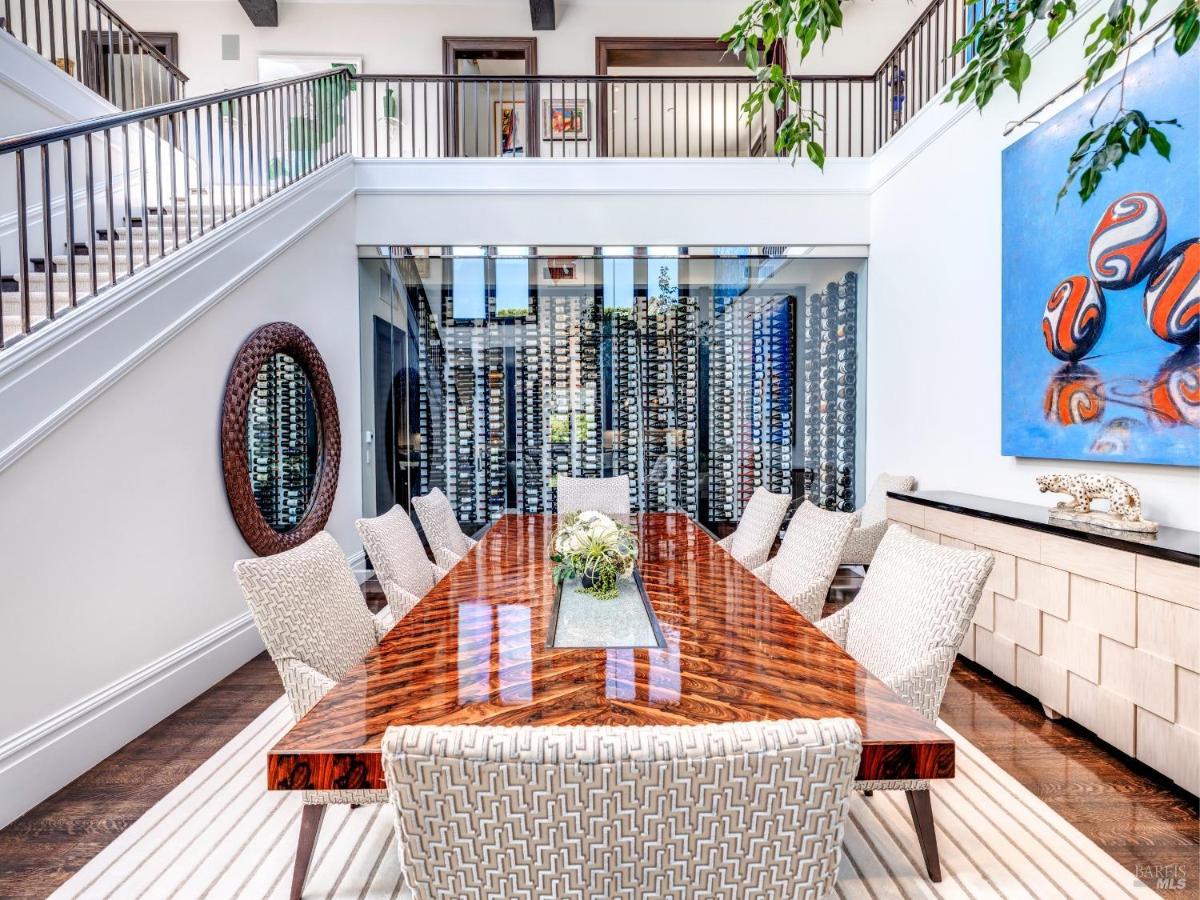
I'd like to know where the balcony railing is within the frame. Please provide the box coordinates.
[0,68,350,349]
[2,0,188,109]
[0,0,976,353]
[352,74,879,160]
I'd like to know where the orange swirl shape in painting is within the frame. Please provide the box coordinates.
[1088,192,1167,289]
[1150,358,1200,426]
[1144,239,1200,346]
[1043,276,1105,362]
[1043,366,1105,426]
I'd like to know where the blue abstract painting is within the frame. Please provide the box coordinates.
[1001,46,1199,467]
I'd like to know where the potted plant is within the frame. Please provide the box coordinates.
[551,510,638,600]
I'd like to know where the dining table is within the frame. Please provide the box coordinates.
[267,512,955,797]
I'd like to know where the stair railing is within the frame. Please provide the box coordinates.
[0,67,352,350]
[1,0,188,109]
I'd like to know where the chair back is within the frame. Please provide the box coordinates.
[556,474,631,518]
[861,473,916,527]
[413,488,470,558]
[728,486,791,567]
[234,532,377,682]
[768,502,857,607]
[844,526,993,687]
[382,718,862,899]
[356,505,436,611]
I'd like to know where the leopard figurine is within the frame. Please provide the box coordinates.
[1035,473,1143,522]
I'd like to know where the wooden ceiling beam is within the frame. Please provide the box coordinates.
[530,0,556,30]
[237,0,278,27]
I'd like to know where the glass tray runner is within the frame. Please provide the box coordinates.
[547,570,666,650]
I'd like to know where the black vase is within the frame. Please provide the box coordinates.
[578,571,598,590]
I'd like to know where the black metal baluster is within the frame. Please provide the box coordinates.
[103,129,115,285]
[137,118,149,267]
[40,144,54,320]
[46,0,56,69]
[85,131,97,296]
[154,115,165,258]
[16,149,31,334]
[63,138,77,307]
[72,0,82,88]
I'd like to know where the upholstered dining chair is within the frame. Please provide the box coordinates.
[412,487,477,570]
[382,718,862,899]
[233,531,394,900]
[753,501,858,620]
[556,474,632,518]
[356,505,447,621]
[840,473,916,568]
[818,525,993,882]
[716,486,791,570]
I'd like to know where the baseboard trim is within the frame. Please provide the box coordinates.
[0,611,262,830]
[0,538,369,828]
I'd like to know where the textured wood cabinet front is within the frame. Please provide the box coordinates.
[888,500,1200,796]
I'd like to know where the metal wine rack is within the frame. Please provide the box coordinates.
[802,271,858,512]
[247,353,313,532]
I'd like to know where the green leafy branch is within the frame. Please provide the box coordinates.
[721,0,845,167]
[946,0,1196,203]
[723,0,1196,202]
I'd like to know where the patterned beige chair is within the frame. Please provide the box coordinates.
[412,487,478,571]
[382,718,862,899]
[234,531,393,900]
[840,473,916,568]
[716,486,791,570]
[753,501,858,620]
[556,474,631,518]
[818,525,993,881]
[356,505,447,620]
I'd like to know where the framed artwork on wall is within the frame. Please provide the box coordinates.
[542,100,589,140]
[1000,46,1198,467]
[493,100,527,156]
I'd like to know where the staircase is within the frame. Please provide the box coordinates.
[0,68,353,351]
[2,193,221,335]
[1,0,187,111]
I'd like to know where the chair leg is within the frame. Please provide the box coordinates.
[905,789,941,882]
[291,805,325,900]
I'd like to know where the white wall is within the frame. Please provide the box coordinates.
[0,186,361,828]
[354,157,872,246]
[107,0,920,97]
[865,13,1200,530]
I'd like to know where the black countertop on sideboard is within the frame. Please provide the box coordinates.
[887,490,1199,567]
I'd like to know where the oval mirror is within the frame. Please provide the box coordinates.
[221,323,341,556]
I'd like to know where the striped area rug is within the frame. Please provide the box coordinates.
[52,697,1154,900]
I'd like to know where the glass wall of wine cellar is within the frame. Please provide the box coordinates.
[359,247,866,533]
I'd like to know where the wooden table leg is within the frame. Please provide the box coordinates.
[291,804,325,900]
[905,788,941,882]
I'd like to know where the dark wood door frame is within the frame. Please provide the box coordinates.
[442,37,539,157]
[594,37,786,157]
[81,30,182,104]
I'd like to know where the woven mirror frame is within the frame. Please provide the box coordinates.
[220,322,341,556]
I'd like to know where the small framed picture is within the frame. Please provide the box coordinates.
[541,258,580,284]
[494,101,527,157]
[542,100,589,141]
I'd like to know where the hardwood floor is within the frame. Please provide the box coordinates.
[0,574,1195,899]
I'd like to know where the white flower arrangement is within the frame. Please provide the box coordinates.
[551,510,638,600]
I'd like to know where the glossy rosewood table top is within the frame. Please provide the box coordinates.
[268,513,954,790]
